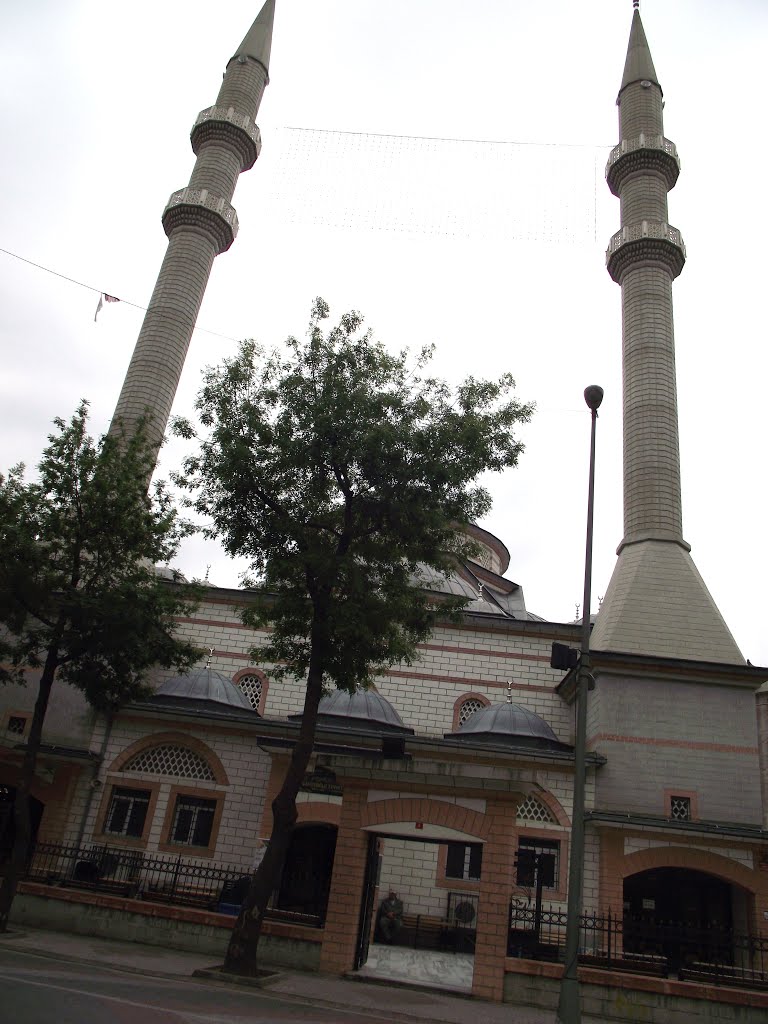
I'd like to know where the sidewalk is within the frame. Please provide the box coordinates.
[0,925,569,1024]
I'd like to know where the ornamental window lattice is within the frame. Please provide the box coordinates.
[122,745,215,781]
[516,794,555,824]
[670,795,692,821]
[237,674,263,712]
[458,698,486,725]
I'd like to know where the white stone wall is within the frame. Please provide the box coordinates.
[83,716,271,870]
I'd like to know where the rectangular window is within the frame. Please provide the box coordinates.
[170,795,216,847]
[445,842,482,881]
[669,795,692,821]
[104,787,151,838]
[516,837,559,888]
[7,716,28,736]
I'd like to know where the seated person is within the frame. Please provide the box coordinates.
[377,889,404,944]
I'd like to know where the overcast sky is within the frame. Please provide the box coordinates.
[1,0,767,664]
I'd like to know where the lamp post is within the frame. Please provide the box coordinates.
[556,384,604,1024]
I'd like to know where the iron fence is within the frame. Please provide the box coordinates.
[508,901,768,990]
[20,841,322,927]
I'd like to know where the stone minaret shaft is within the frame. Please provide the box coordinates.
[606,10,685,549]
[109,0,275,452]
[591,9,743,664]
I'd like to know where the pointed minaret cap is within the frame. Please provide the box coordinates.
[619,8,660,96]
[231,0,275,73]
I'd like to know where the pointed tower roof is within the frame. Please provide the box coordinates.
[232,0,275,72]
[620,8,659,95]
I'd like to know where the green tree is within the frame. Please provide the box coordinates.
[0,402,202,930]
[173,298,534,975]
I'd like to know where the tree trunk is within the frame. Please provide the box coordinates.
[223,612,328,976]
[0,648,58,931]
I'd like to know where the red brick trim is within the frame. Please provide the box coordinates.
[419,642,551,664]
[297,801,342,827]
[451,692,491,731]
[622,845,759,894]
[589,733,758,756]
[386,669,553,693]
[108,732,229,786]
[232,667,269,714]
[523,789,571,828]
[361,797,490,840]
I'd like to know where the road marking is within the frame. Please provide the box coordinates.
[0,970,242,1022]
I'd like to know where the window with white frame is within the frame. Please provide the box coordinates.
[104,787,151,838]
[516,837,560,889]
[169,795,217,847]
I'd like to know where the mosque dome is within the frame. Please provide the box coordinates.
[447,700,567,750]
[291,689,413,734]
[155,666,256,713]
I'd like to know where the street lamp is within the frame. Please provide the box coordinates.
[556,384,604,1024]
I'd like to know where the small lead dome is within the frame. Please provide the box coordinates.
[448,701,566,751]
[292,689,413,734]
[156,667,255,712]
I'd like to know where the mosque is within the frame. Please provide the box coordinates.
[2,1,767,1016]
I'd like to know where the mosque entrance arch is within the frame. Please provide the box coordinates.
[275,823,337,922]
[623,867,749,973]
[354,812,488,991]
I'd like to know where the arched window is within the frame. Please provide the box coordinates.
[516,794,555,824]
[234,669,268,714]
[452,693,490,730]
[122,744,215,781]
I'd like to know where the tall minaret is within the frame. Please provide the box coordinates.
[109,0,276,453]
[590,5,743,664]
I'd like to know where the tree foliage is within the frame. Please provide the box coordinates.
[0,402,202,928]
[174,298,533,974]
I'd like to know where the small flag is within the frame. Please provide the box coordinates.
[94,293,120,322]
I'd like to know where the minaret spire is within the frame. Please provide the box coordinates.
[109,1,276,455]
[591,8,743,664]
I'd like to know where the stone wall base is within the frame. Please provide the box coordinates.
[11,885,321,972]
[504,959,768,1023]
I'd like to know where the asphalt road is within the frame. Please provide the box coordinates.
[0,949,391,1024]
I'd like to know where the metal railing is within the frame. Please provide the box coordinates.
[508,902,768,990]
[20,841,322,927]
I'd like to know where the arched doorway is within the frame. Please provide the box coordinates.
[0,786,44,861]
[276,823,337,922]
[623,867,742,972]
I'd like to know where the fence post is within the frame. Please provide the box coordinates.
[171,855,182,899]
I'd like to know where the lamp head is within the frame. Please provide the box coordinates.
[584,385,604,412]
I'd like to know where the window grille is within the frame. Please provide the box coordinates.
[122,744,215,781]
[516,794,555,824]
[7,716,27,736]
[458,698,486,725]
[104,787,151,838]
[237,673,264,712]
[516,837,559,888]
[170,795,217,847]
[670,795,692,821]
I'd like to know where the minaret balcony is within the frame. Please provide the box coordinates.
[606,221,686,283]
[606,135,680,195]
[191,105,262,171]
[162,187,239,253]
